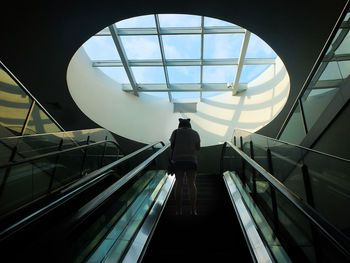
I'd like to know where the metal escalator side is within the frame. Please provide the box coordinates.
[222,139,350,263]
[0,141,174,263]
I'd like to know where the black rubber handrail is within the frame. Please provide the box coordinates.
[0,139,123,169]
[233,128,350,163]
[224,140,350,260]
[69,143,170,224]
[0,141,166,240]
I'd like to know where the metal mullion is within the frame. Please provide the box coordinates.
[96,26,245,36]
[124,88,237,92]
[232,30,251,95]
[155,14,172,102]
[20,100,36,135]
[109,25,138,96]
[200,16,204,101]
[92,58,275,67]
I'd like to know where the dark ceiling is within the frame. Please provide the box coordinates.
[0,0,348,138]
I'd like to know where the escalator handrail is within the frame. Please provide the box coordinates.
[69,143,170,224]
[224,140,350,259]
[233,128,350,163]
[0,139,123,169]
[0,141,166,240]
[60,141,165,195]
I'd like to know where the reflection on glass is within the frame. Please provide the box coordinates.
[0,67,32,136]
[319,62,343,80]
[334,30,350,55]
[25,103,61,135]
[279,102,305,145]
[338,61,350,79]
[301,88,338,132]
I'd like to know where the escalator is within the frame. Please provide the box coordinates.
[142,173,252,262]
[1,128,350,262]
[220,130,350,262]
[0,128,171,262]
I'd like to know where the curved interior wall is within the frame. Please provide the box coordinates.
[67,48,290,146]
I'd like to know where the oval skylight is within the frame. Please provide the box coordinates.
[82,14,278,102]
[67,14,290,146]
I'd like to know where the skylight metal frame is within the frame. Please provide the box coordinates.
[232,30,251,95]
[200,16,204,101]
[92,58,275,67]
[154,14,172,101]
[92,16,277,102]
[109,25,139,96]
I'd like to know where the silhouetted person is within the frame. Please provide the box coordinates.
[170,118,200,215]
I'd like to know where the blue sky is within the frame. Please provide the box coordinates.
[83,14,277,100]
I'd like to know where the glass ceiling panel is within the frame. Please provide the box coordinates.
[203,66,237,83]
[83,36,120,60]
[246,33,277,58]
[334,30,350,55]
[120,36,162,59]
[115,15,156,28]
[339,61,350,79]
[85,14,282,101]
[168,66,200,83]
[318,62,343,80]
[99,67,130,84]
[204,17,237,27]
[158,14,201,27]
[162,35,201,59]
[240,65,271,83]
[131,67,166,83]
[172,92,199,101]
[344,12,350,21]
[204,34,244,59]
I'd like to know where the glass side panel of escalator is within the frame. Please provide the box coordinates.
[223,135,350,263]
[0,128,116,164]
[51,146,169,263]
[0,140,121,217]
[232,129,350,238]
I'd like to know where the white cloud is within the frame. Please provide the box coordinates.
[83,36,120,60]
[246,34,276,58]
[158,14,201,27]
[121,36,161,59]
[204,34,243,59]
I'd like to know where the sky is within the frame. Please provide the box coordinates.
[83,14,277,100]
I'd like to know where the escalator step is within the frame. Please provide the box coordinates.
[142,174,252,262]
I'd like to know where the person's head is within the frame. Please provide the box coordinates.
[178,118,191,128]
